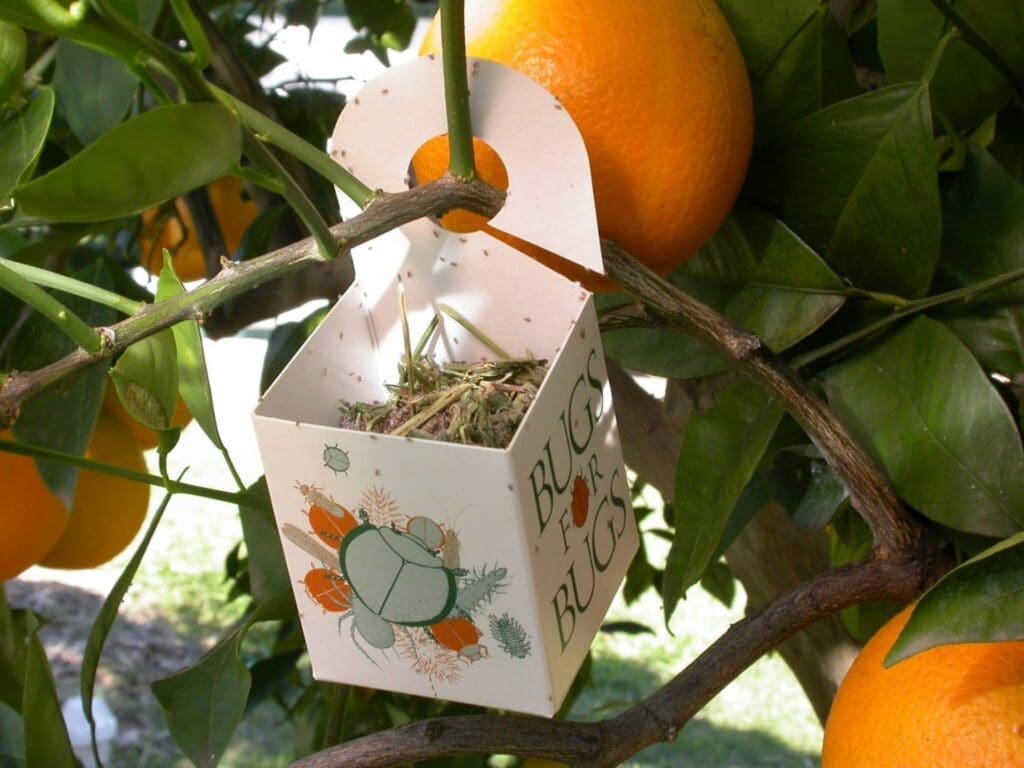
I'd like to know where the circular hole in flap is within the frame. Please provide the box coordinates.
[409,134,509,233]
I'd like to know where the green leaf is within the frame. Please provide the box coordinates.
[110,330,179,431]
[663,379,785,619]
[886,531,1024,665]
[156,261,225,450]
[344,0,416,65]
[0,87,53,202]
[238,477,291,603]
[601,206,846,378]
[823,316,1024,537]
[878,0,1022,129]
[10,262,115,505]
[754,4,859,141]
[53,40,138,145]
[0,701,24,767]
[714,0,820,78]
[747,83,941,298]
[152,595,292,768]
[699,559,737,609]
[0,21,25,106]
[934,143,1024,377]
[14,103,242,222]
[81,488,176,768]
[22,615,76,768]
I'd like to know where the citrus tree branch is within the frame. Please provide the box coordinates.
[289,552,946,768]
[0,175,505,427]
[600,242,925,558]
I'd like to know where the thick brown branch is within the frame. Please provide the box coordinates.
[291,552,946,768]
[600,241,926,559]
[0,176,504,427]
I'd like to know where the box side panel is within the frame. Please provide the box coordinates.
[251,416,557,716]
[508,298,639,708]
[255,281,386,428]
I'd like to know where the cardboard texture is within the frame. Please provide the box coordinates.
[253,55,638,717]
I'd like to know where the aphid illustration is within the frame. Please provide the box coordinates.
[322,444,350,474]
[571,473,589,528]
[303,567,352,613]
[489,612,532,659]
[429,616,489,663]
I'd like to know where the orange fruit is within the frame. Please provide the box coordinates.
[40,413,151,570]
[0,431,70,581]
[102,384,192,451]
[417,0,754,290]
[822,604,1024,767]
[139,175,259,282]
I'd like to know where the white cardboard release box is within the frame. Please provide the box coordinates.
[252,56,638,717]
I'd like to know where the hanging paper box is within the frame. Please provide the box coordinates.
[252,55,638,718]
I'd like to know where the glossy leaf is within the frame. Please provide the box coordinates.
[156,262,225,450]
[602,206,846,378]
[715,0,819,78]
[887,531,1024,665]
[10,262,114,505]
[934,144,1024,377]
[747,83,941,298]
[152,595,292,768]
[110,329,179,431]
[237,477,290,603]
[754,4,859,141]
[823,316,1024,537]
[663,379,784,619]
[0,87,54,201]
[878,0,1021,128]
[81,488,176,768]
[14,103,242,222]
[0,21,25,106]
[22,616,76,768]
[54,40,138,145]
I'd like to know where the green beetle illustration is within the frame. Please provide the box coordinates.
[339,524,458,649]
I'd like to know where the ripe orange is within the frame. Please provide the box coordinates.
[0,431,70,581]
[102,384,192,451]
[417,0,754,290]
[822,604,1024,767]
[139,175,259,282]
[40,413,151,570]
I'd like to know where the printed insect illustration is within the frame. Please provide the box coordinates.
[287,481,532,681]
[571,473,590,527]
[322,444,350,474]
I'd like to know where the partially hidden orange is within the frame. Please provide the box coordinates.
[40,413,151,570]
[139,175,259,282]
[0,431,70,581]
[416,0,754,290]
[822,604,1024,767]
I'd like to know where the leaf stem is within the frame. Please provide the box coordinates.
[439,0,476,181]
[0,261,103,353]
[794,265,1024,369]
[922,29,958,86]
[0,438,256,508]
[215,86,374,208]
[927,0,1024,95]
[0,258,143,315]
